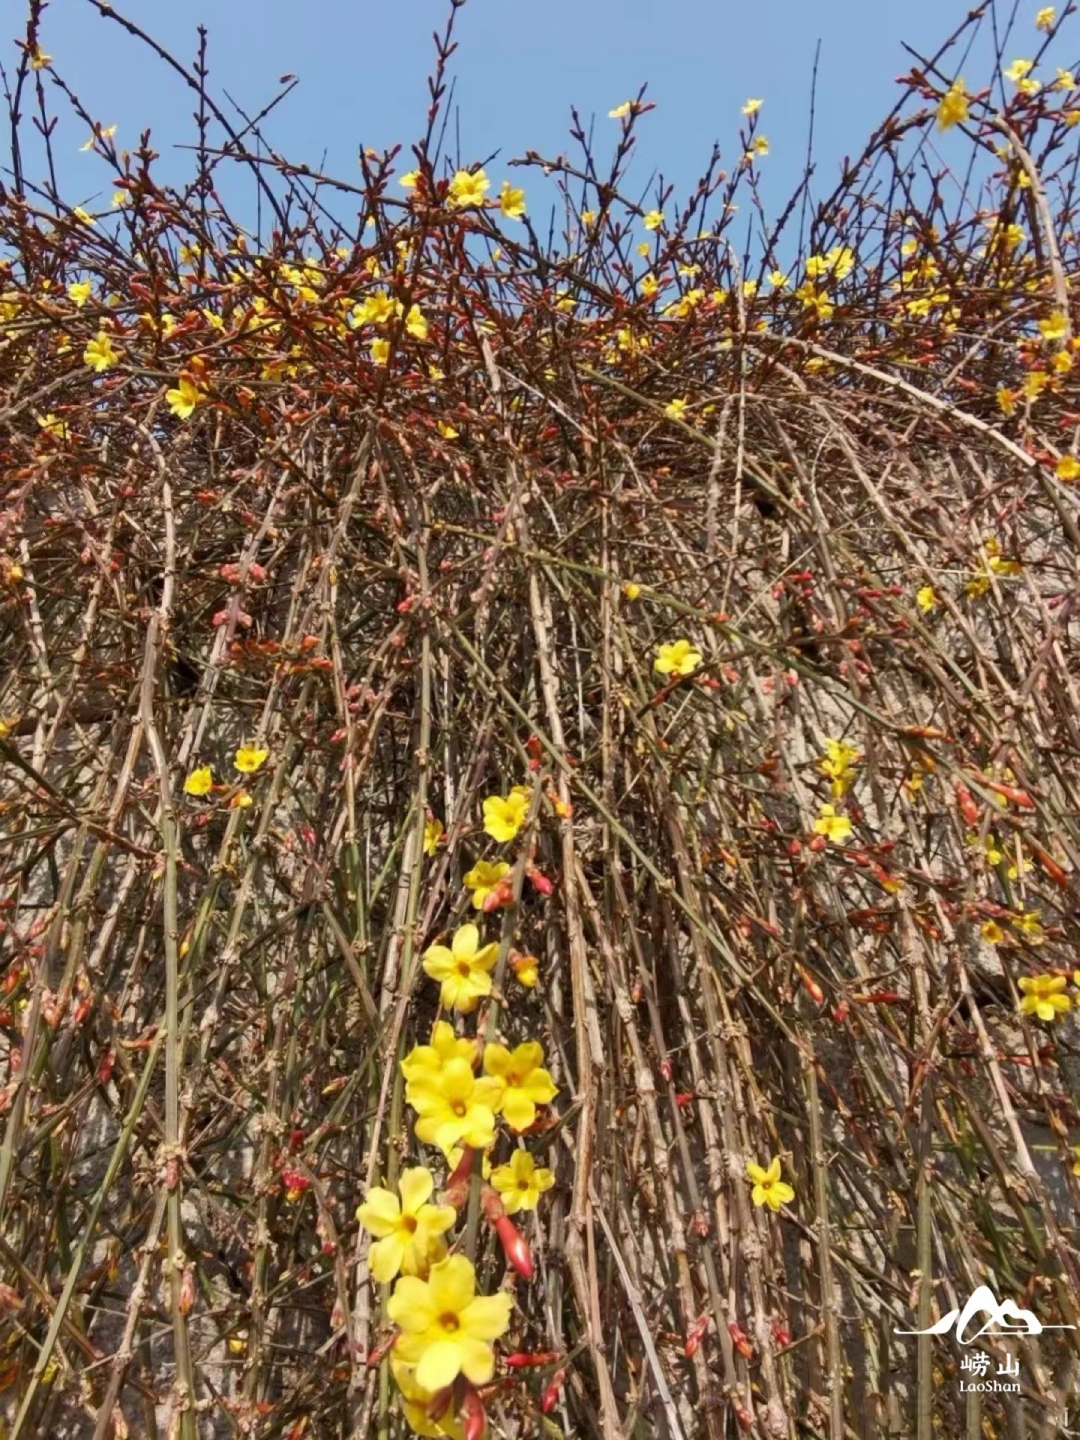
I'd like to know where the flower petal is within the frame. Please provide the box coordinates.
[387,1276,437,1333]
[422,946,455,982]
[356,1187,401,1236]
[456,1333,497,1385]
[429,1254,477,1314]
[369,1233,406,1285]
[462,1291,513,1341]
[452,923,480,959]
[501,1089,537,1132]
[483,1043,511,1078]
[397,1166,434,1215]
[415,1338,463,1392]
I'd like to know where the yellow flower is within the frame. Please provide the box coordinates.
[83,331,120,372]
[400,169,420,189]
[981,919,1006,945]
[68,280,92,308]
[742,98,763,115]
[37,412,69,441]
[1004,58,1035,83]
[462,859,510,910]
[437,420,459,440]
[405,304,428,340]
[636,242,651,257]
[643,209,664,232]
[407,1056,505,1153]
[1073,1145,1080,1177]
[608,101,633,119]
[1012,910,1045,944]
[747,1156,794,1212]
[29,45,52,69]
[769,270,789,288]
[654,639,702,678]
[1018,973,1070,1021]
[483,1040,558,1131]
[370,337,390,365]
[1039,311,1069,342]
[447,168,490,210]
[750,135,770,157]
[229,791,252,810]
[490,1149,555,1215]
[73,206,95,225]
[423,817,443,857]
[234,744,268,774]
[794,281,834,320]
[166,375,204,420]
[623,582,641,600]
[510,953,539,988]
[482,786,531,843]
[813,804,852,844]
[916,585,936,612]
[184,765,213,796]
[422,923,498,1013]
[1037,6,1056,31]
[664,397,689,421]
[937,78,969,131]
[388,1254,513,1392]
[818,738,860,799]
[356,1167,456,1285]
[401,1022,479,1086]
[498,181,526,220]
[640,272,659,298]
[1056,454,1080,481]
[355,290,400,326]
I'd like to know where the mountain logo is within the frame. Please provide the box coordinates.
[895,1285,1076,1345]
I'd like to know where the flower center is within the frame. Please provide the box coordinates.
[451,1100,468,1117]
[517,1180,530,1192]
[456,961,472,977]
[439,1312,460,1334]
[401,1215,418,1235]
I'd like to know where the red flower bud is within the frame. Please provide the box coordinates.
[796,965,824,1006]
[460,1384,486,1440]
[504,1351,562,1369]
[685,1314,709,1357]
[482,881,514,912]
[541,1369,566,1414]
[527,867,554,897]
[728,1320,753,1359]
[494,1214,533,1280]
[954,780,980,826]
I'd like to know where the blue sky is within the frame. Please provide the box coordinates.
[17,1,1039,239]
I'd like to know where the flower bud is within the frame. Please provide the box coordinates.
[541,1369,566,1414]
[460,1384,486,1440]
[494,1213,533,1280]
